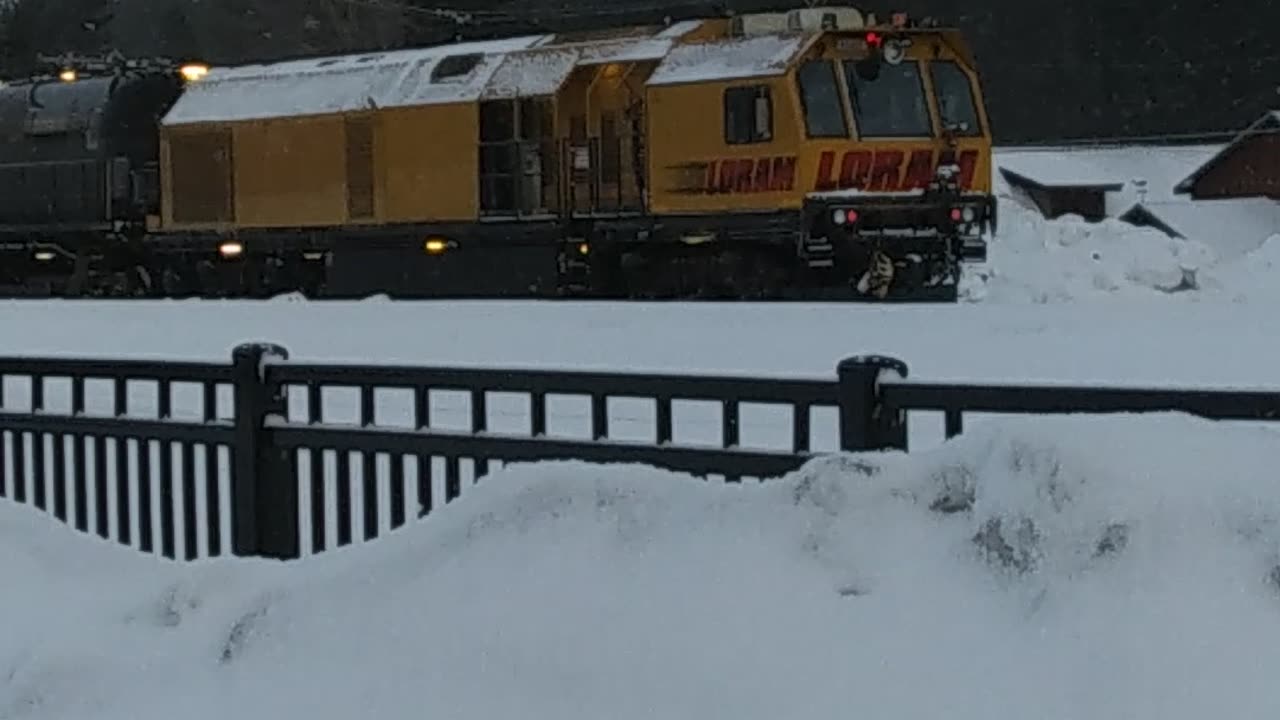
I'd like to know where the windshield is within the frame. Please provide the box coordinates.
[796,60,849,138]
[930,60,983,136]
[842,59,932,138]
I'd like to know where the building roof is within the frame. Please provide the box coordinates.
[1119,198,1280,260]
[162,18,810,126]
[995,144,1224,214]
[1173,110,1280,195]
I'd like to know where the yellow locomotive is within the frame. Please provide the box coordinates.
[9,6,996,300]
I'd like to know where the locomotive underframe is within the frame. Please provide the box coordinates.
[0,193,992,302]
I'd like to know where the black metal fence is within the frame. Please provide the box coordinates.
[2,345,1279,563]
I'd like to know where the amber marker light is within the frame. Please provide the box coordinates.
[180,63,210,82]
[59,69,77,82]
[424,238,448,255]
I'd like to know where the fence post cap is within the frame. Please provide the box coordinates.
[232,343,289,382]
[232,342,290,362]
[837,355,908,379]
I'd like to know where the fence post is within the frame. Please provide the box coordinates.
[231,342,297,560]
[837,355,909,452]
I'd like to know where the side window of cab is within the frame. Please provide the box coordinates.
[724,85,773,144]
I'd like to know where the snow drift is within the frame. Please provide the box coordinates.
[964,150,1280,304]
[5,413,1280,719]
[961,203,1216,303]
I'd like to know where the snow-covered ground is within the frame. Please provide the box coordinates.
[7,414,1280,719]
[3,149,1280,717]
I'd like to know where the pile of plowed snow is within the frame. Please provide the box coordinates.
[962,193,1280,304]
[5,413,1280,719]
[961,199,1214,303]
[961,144,1280,304]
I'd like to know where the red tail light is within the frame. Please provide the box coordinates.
[845,209,860,223]
[949,208,963,222]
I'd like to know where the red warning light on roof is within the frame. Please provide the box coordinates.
[865,32,883,46]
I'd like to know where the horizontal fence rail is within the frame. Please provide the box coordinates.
[882,380,1280,442]
[1,347,1279,563]
[0,356,236,561]
[267,360,842,556]
[854,356,1280,451]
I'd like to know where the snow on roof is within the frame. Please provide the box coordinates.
[482,48,580,99]
[481,36,683,99]
[647,33,812,86]
[995,144,1224,213]
[579,38,675,65]
[162,34,550,125]
[1123,198,1280,261]
[656,19,706,38]
[997,153,1125,189]
[163,22,711,125]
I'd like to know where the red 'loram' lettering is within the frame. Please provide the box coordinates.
[814,149,980,192]
[701,156,797,194]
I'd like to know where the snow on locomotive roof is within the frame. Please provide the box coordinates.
[163,20,807,124]
[481,28,701,99]
[647,33,813,86]
[162,34,551,125]
[578,38,674,65]
[482,48,580,100]
[566,20,705,63]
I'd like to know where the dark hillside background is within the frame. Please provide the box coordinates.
[1,0,1276,144]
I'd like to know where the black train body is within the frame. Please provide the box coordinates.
[0,71,183,293]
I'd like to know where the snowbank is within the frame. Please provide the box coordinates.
[966,154,1280,304]
[5,413,1280,718]
[1195,234,1280,303]
[962,196,1216,303]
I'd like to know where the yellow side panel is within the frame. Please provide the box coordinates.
[646,77,802,215]
[233,118,347,228]
[378,104,477,223]
[159,124,237,231]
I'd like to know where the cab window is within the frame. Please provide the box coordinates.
[796,60,848,138]
[724,85,773,144]
[842,60,931,138]
[930,60,983,136]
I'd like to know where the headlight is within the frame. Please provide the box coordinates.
[831,209,846,225]
[962,207,976,222]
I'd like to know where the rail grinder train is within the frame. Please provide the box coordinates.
[0,6,997,301]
